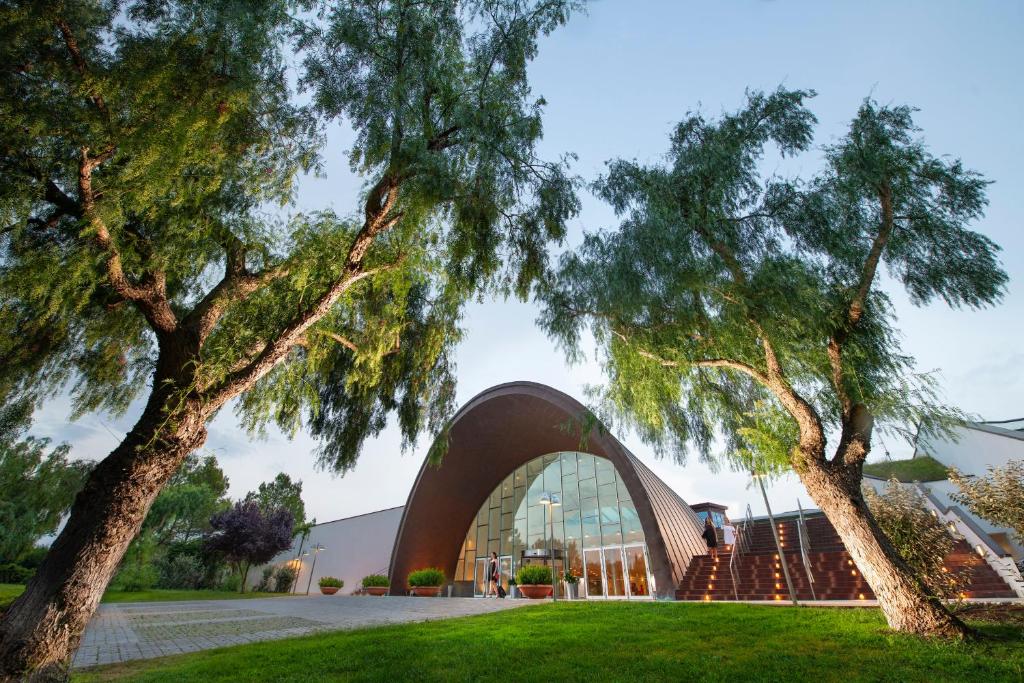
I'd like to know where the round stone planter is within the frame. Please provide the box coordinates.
[518,584,552,599]
[365,586,389,596]
[319,586,340,595]
[410,586,442,597]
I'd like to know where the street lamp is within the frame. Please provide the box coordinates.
[539,492,561,601]
[304,543,326,595]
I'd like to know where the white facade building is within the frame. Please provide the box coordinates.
[253,506,404,594]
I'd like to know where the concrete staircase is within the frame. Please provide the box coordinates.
[675,515,1017,601]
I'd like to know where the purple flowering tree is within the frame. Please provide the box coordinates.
[204,502,294,592]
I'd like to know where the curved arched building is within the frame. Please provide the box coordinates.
[388,382,707,599]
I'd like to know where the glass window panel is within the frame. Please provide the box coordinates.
[527,457,544,476]
[501,496,516,515]
[563,509,582,545]
[600,503,620,525]
[489,487,501,508]
[528,532,546,550]
[501,474,514,498]
[580,496,598,520]
[487,539,500,555]
[578,477,598,499]
[561,485,580,511]
[616,477,632,501]
[620,501,645,543]
[527,474,546,506]
[582,512,600,549]
[476,525,488,553]
[455,559,464,582]
[500,531,512,556]
[477,504,488,525]
[543,462,561,494]
[528,505,545,533]
[602,523,622,545]
[488,507,501,536]
[560,451,577,475]
[596,457,615,485]
[598,481,618,506]
[514,466,526,488]
[577,454,596,480]
[501,512,514,533]
[543,452,559,466]
[584,549,603,597]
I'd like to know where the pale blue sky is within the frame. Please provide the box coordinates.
[35,0,1024,522]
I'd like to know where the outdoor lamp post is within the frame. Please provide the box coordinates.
[539,492,561,601]
[304,543,326,595]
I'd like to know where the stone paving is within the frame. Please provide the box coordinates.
[72,595,529,669]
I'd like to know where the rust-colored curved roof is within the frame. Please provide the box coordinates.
[388,381,706,598]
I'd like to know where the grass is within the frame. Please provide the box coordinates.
[0,584,289,612]
[863,455,949,482]
[74,602,1024,683]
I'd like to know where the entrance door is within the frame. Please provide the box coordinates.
[603,546,627,597]
[623,544,652,598]
[583,549,603,598]
[474,558,488,596]
[499,556,512,593]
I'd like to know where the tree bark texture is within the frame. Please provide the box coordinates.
[798,456,971,638]
[0,389,208,681]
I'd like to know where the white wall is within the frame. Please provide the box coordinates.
[917,424,1024,476]
[253,506,404,594]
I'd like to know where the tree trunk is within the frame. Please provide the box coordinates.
[0,392,207,682]
[799,458,971,638]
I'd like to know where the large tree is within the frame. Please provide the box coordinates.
[0,0,580,677]
[539,88,1006,637]
[204,501,294,593]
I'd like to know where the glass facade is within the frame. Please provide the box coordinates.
[454,451,654,599]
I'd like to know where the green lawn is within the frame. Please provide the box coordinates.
[0,584,289,612]
[863,455,949,482]
[75,602,1024,683]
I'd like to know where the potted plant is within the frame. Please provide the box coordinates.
[515,565,553,599]
[361,574,390,596]
[318,576,343,595]
[508,577,519,599]
[563,571,580,600]
[407,568,445,597]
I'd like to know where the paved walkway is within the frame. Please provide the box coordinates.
[73,595,528,669]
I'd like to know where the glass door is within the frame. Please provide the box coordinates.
[499,556,512,593]
[583,549,604,598]
[474,558,489,596]
[623,544,652,598]
[603,547,627,597]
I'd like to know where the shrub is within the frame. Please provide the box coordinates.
[407,568,445,587]
[516,565,552,585]
[563,571,579,584]
[0,563,32,584]
[864,478,969,599]
[361,574,389,588]
[949,461,1024,543]
[318,576,343,588]
[156,553,205,590]
[274,566,297,593]
[255,566,276,592]
[218,572,241,593]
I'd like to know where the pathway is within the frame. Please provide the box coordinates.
[73,594,528,668]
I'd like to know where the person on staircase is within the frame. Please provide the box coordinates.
[702,516,719,561]
[722,518,737,553]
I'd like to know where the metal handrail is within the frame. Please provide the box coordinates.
[796,499,817,600]
[728,504,755,600]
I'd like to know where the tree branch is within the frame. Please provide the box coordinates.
[55,18,110,124]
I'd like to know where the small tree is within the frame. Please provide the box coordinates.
[864,479,968,600]
[204,502,294,593]
[245,473,307,537]
[540,88,1006,636]
[949,461,1024,543]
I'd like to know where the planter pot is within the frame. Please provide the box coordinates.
[563,582,579,600]
[365,587,388,596]
[509,585,520,599]
[319,586,340,595]
[518,584,553,599]
[410,586,442,597]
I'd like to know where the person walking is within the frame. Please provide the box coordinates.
[702,516,719,561]
[486,551,500,598]
[722,518,737,553]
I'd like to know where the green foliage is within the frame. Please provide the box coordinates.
[407,568,445,587]
[949,461,1024,543]
[863,455,949,483]
[318,576,343,589]
[361,574,389,588]
[0,400,92,563]
[156,554,206,591]
[0,0,581,484]
[0,564,33,585]
[539,87,1006,471]
[515,564,551,585]
[273,566,296,593]
[863,479,968,600]
[562,571,578,584]
[244,472,307,535]
[144,453,231,545]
